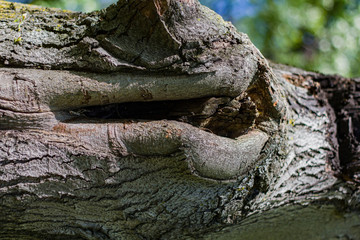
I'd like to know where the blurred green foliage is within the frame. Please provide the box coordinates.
[30,0,114,12]
[16,0,360,77]
[235,0,360,77]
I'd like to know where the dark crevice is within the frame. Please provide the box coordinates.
[66,96,259,139]
[312,74,360,183]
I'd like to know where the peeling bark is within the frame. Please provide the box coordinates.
[0,0,359,239]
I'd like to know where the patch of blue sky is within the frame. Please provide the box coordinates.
[200,0,257,21]
[10,0,32,3]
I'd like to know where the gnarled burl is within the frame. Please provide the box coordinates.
[0,0,359,239]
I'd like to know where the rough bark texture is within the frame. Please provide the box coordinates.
[0,0,359,239]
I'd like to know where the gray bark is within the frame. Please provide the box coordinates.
[0,0,359,239]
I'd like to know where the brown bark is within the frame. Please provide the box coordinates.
[0,1,359,239]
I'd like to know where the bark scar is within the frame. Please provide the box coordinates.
[154,0,169,16]
[107,124,129,157]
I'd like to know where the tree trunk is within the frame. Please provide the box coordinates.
[0,0,359,239]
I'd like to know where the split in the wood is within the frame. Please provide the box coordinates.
[65,94,259,139]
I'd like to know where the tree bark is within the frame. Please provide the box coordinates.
[0,0,359,239]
